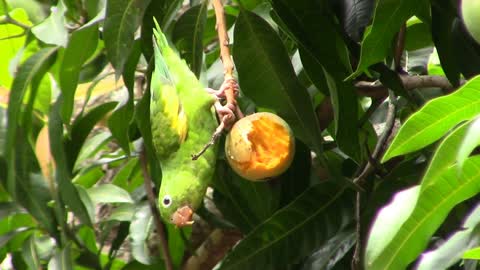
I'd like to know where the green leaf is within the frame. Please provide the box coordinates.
[0,227,30,248]
[21,235,40,270]
[108,40,141,155]
[74,131,112,171]
[31,1,68,47]
[416,203,480,269]
[405,17,432,51]
[49,99,93,226]
[108,204,135,222]
[270,0,360,160]
[88,184,134,204]
[365,155,480,270]
[59,23,99,124]
[300,229,356,270]
[65,102,117,172]
[5,47,57,197]
[350,0,427,78]
[382,75,480,162]
[141,0,183,60]
[172,2,207,77]
[76,185,96,223]
[452,19,480,80]
[421,122,469,188]
[233,10,323,153]
[457,117,480,170]
[130,202,154,265]
[431,1,460,86]
[463,247,480,260]
[111,158,140,192]
[341,0,375,42]
[0,8,31,88]
[104,0,151,77]
[213,161,280,233]
[48,247,73,270]
[215,183,352,270]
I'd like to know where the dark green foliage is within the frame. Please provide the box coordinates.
[1,0,480,269]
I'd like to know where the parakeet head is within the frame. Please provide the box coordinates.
[158,169,204,227]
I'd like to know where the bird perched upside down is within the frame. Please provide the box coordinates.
[150,21,238,227]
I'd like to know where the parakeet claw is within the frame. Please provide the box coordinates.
[206,79,239,100]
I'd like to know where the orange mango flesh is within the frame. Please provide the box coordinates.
[227,113,294,180]
[245,116,291,171]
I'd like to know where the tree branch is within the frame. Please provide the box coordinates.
[139,146,174,270]
[351,91,397,270]
[355,75,458,98]
[0,0,30,30]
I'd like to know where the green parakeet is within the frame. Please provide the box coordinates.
[150,22,218,227]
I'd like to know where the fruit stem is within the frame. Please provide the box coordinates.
[212,0,236,108]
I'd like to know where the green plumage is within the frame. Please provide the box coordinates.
[150,21,218,223]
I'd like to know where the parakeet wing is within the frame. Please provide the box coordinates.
[150,25,188,160]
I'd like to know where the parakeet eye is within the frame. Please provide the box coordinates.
[162,195,172,208]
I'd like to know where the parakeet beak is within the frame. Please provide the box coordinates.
[172,205,194,227]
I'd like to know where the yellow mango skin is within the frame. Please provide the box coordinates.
[462,0,480,43]
[225,112,295,181]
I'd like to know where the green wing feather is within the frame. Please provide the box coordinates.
[150,26,188,160]
[150,19,218,223]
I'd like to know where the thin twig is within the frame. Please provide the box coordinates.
[0,0,30,30]
[352,91,397,270]
[139,146,174,270]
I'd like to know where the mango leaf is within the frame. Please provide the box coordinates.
[340,0,375,42]
[463,247,480,260]
[21,235,40,270]
[31,1,68,47]
[0,8,31,87]
[65,102,117,172]
[141,0,183,60]
[130,202,154,265]
[271,0,360,160]
[421,122,468,188]
[405,17,432,51]
[416,203,480,269]
[300,229,356,270]
[5,47,57,198]
[104,0,151,77]
[365,155,480,270]
[108,40,141,155]
[215,183,353,270]
[233,10,323,153]
[382,75,480,162]
[431,1,460,86]
[47,247,73,270]
[49,99,93,226]
[350,0,427,78]
[452,19,480,80]
[213,161,280,233]
[87,184,134,204]
[59,23,99,124]
[172,2,208,77]
[457,117,480,170]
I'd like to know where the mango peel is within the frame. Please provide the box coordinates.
[225,112,295,181]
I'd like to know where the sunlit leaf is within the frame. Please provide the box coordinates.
[31,2,68,47]
[366,156,480,270]
[416,203,480,269]
[382,75,480,162]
